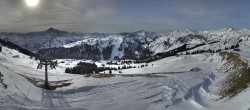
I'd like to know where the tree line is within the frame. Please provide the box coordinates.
[0,39,37,57]
[65,62,149,75]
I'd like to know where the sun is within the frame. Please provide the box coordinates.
[25,0,39,7]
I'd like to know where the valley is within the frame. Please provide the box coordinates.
[0,28,250,110]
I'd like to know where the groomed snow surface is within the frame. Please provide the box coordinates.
[1,47,250,110]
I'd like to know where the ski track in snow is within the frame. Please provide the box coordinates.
[2,46,250,110]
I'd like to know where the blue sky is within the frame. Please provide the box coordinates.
[0,0,249,33]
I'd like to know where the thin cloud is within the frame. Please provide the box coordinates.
[0,0,250,33]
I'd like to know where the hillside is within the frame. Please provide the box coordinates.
[1,28,249,60]
[1,42,250,109]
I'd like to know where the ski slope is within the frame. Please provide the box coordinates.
[1,46,250,110]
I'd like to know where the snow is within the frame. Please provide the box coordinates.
[63,35,125,60]
[111,54,217,75]
[2,37,250,109]
[4,28,250,61]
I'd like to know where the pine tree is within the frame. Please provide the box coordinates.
[122,65,127,69]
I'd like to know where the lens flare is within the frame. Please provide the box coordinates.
[25,0,39,7]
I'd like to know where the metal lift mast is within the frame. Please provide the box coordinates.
[37,58,56,89]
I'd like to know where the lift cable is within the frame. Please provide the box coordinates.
[54,68,71,109]
[18,68,38,110]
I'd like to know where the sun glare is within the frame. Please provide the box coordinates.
[25,0,39,7]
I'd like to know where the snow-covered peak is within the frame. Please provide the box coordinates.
[134,30,146,36]
[3,27,250,60]
[63,35,124,48]
[46,28,61,32]
[168,29,194,38]
[218,27,234,32]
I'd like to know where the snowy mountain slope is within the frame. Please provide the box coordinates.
[2,28,250,60]
[1,28,250,110]
[148,29,196,53]
[2,43,250,109]
[37,30,158,60]
[0,28,89,52]
[36,28,246,60]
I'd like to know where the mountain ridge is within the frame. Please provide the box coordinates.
[1,28,249,60]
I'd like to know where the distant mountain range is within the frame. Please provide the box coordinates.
[1,28,249,60]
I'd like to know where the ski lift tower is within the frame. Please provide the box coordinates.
[37,58,56,89]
